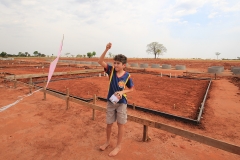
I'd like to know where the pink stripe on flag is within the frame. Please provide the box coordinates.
[46,35,64,88]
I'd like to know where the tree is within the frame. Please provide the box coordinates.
[215,52,221,59]
[86,51,96,58]
[87,52,92,58]
[65,53,70,57]
[18,52,26,57]
[76,54,82,58]
[146,42,167,59]
[33,51,39,57]
[41,54,46,57]
[0,52,7,57]
[237,57,240,60]
[92,51,96,57]
[25,52,30,57]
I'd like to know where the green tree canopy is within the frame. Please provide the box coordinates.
[0,52,7,57]
[87,51,96,58]
[40,53,46,57]
[65,53,70,57]
[146,42,167,59]
[92,51,96,57]
[25,52,30,57]
[33,51,39,57]
[76,54,83,58]
[87,52,92,58]
[18,52,26,57]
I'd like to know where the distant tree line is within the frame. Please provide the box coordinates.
[74,51,96,58]
[0,51,46,57]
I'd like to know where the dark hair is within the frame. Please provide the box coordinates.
[113,54,127,64]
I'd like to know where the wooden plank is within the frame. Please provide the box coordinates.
[5,69,103,80]
[14,81,31,87]
[183,71,203,74]
[154,122,240,155]
[128,115,155,127]
[128,115,240,155]
[69,97,106,112]
[41,89,240,155]
[43,89,66,100]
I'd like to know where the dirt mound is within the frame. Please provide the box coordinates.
[229,77,240,94]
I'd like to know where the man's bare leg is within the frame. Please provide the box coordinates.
[109,123,124,156]
[100,124,112,151]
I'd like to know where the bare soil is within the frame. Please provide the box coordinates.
[35,73,209,119]
[0,58,240,159]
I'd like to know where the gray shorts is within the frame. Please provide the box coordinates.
[106,101,127,124]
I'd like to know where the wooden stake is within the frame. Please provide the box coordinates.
[29,85,32,93]
[29,76,32,93]
[43,87,46,100]
[14,75,17,88]
[29,76,32,85]
[92,94,96,120]
[143,125,148,142]
[133,103,135,110]
[66,88,69,110]
[43,78,47,100]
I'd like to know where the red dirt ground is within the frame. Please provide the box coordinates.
[57,57,240,70]
[35,74,209,119]
[0,58,240,159]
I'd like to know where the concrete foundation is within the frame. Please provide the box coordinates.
[130,63,139,67]
[140,63,149,68]
[231,66,240,72]
[162,64,171,69]
[151,64,160,68]
[91,62,100,66]
[175,65,186,70]
[208,66,224,73]
[232,68,240,75]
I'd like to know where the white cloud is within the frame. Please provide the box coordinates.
[157,18,180,23]
[156,0,208,24]
[174,9,197,16]
[211,0,240,12]
[173,0,208,16]
[208,12,218,18]
[0,0,239,59]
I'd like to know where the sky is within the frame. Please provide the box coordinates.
[0,0,240,59]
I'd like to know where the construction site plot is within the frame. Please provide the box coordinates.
[32,73,209,120]
[1,58,240,159]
